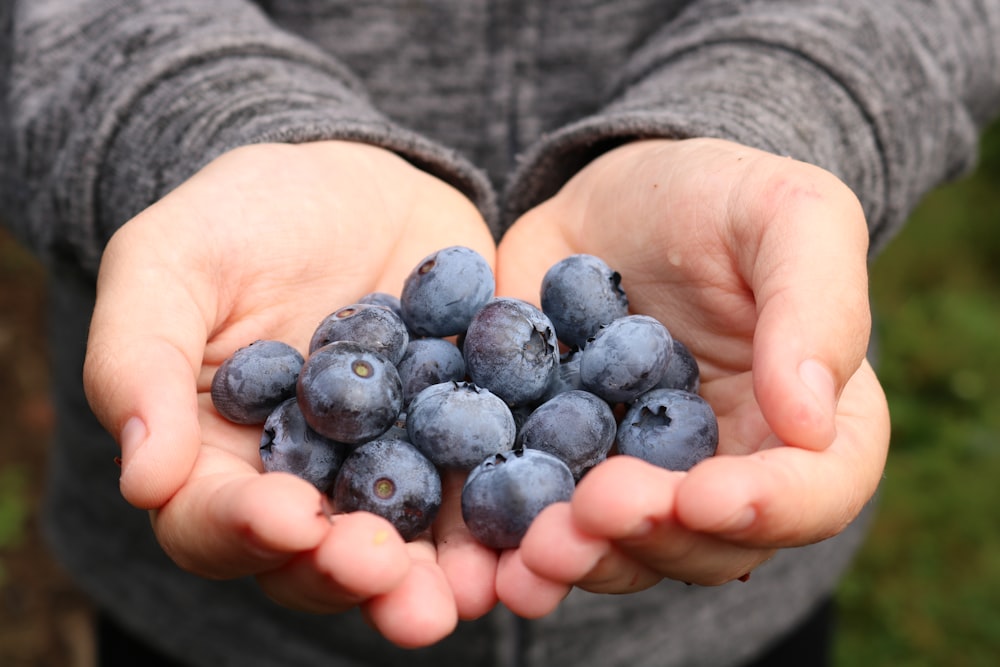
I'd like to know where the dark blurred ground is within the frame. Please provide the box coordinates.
[0,228,94,667]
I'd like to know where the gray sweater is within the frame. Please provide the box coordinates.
[2,2,1000,666]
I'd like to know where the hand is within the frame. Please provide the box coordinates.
[82,140,500,647]
[493,138,890,615]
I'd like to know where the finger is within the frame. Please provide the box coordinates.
[256,511,411,613]
[737,161,872,450]
[495,549,571,619]
[518,502,662,595]
[677,362,889,546]
[570,455,684,540]
[257,553,361,615]
[85,332,203,509]
[518,502,611,583]
[563,461,749,590]
[362,540,458,649]
[84,227,210,509]
[556,455,775,588]
[432,470,499,620]
[610,522,775,587]
[152,459,332,578]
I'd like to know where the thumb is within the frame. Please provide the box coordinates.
[494,202,576,304]
[743,169,872,450]
[83,234,209,510]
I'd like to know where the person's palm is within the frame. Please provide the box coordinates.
[493,138,890,612]
[83,140,499,647]
[83,136,892,634]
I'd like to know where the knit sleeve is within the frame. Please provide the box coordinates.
[503,0,1000,254]
[0,0,496,275]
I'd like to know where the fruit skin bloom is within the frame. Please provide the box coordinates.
[333,438,442,542]
[400,246,496,338]
[579,315,673,405]
[405,381,516,471]
[210,340,304,425]
[461,448,575,550]
[463,298,560,407]
[616,388,719,472]
[396,338,467,407]
[259,398,347,495]
[516,389,618,481]
[541,253,629,350]
[308,303,409,363]
[297,341,403,445]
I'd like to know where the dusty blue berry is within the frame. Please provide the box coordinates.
[297,340,402,445]
[211,339,304,425]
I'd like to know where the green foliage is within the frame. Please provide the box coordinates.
[0,466,29,550]
[835,119,1000,664]
[0,465,30,586]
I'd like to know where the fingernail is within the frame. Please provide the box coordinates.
[798,359,835,412]
[119,416,147,466]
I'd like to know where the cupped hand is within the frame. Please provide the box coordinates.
[493,138,890,614]
[82,140,499,647]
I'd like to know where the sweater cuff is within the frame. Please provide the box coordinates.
[91,54,496,274]
[503,40,976,256]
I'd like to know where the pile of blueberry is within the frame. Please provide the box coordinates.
[211,247,718,548]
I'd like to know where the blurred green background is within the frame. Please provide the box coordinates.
[835,118,1000,666]
[1,121,999,664]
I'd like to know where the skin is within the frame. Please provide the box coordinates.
[494,138,889,610]
[82,136,890,647]
[84,140,500,646]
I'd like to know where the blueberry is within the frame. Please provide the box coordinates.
[406,381,516,470]
[463,297,559,407]
[396,338,466,406]
[332,437,441,541]
[400,246,495,337]
[508,403,535,436]
[540,254,629,349]
[517,390,617,480]
[461,448,575,550]
[616,388,719,471]
[211,339,304,425]
[357,291,404,319]
[381,410,411,442]
[297,340,402,445]
[259,398,348,494]
[656,338,701,394]
[308,303,409,364]
[579,314,672,404]
[539,349,584,401]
